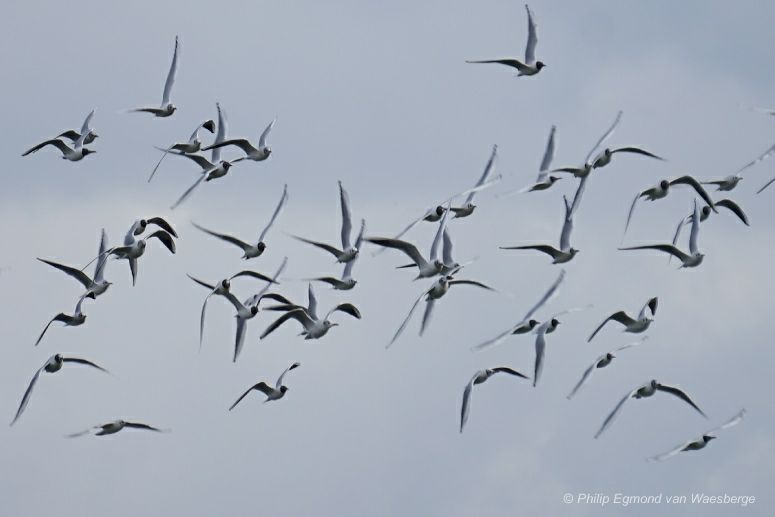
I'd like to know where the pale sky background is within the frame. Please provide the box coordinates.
[1,1,774,515]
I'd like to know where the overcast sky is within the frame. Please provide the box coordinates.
[1,1,774,515]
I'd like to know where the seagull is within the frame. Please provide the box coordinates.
[188,270,281,350]
[107,230,176,286]
[396,227,467,275]
[619,200,704,268]
[160,150,235,209]
[703,141,775,192]
[648,409,746,462]
[129,36,179,117]
[22,130,95,161]
[460,367,530,433]
[11,354,109,426]
[67,420,168,438]
[309,219,366,290]
[37,228,111,299]
[386,177,502,245]
[389,272,494,347]
[229,362,301,410]
[519,125,561,193]
[292,181,359,263]
[671,199,749,251]
[148,119,216,182]
[223,258,288,362]
[56,109,98,145]
[532,318,564,387]
[594,379,707,439]
[590,146,665,169]
[202,118,275,163]
[622,176,717,239]
[449,145,497,217]
[35,296,89,347]
[500,194,578,264]
[567,337,648,399]
[587,297,657,342]
[125,217,178,242]
[192,184,288,259]
[472,269,565,351]
[260,285,361,341]
[551,111,623,179]
[366,204,451,279]
[466,4,545,77]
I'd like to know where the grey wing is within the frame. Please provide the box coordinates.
[327,303,362,320]
[669,176,716,211]
[619,244,690,262]
[587,311,635,342]
[709,408,746,433]
[292,236,343,258]
[188,274,216,291]
[524,4,538,64]
[586,110,623,164]
[147,217,178,237]
[158,149,214,170]
[233,317,248,362]
[594,388,638,439]
[230,271,278,284]
[715,199,749,226]
[537,125,556,179]
[275,362,301,389]
[261,309,314,340]
[612,147,665,161]
[388,289,429,348]
[162,36,179,107]
[339,181,353,250]
[366,238,427,269]
[199,291,214,349]
[672,217,687,249]
[471,326,518,352]
[37,258,92,289]
[465,145,497,205]
[22,139,70,156]
[613,336,649,353]
[307,283,318,320]
[648,439,697,462]
[124,422,165,432]
[460,377,476,433]
[492,367,529,379]
[449,280,495,291]
[80,109,95,136]
[689,201,701,255]
[211,102,228,163]
[223,291,247,313]
[567,360,600,400]
[247,257,288,304]
[523,269,565,323]
[419,299,436,336]
[171,173,207,210]
[258,184,289,242]
[442,229,454,266]
[343,220,366,279]
[192,222,251,252]
[94,229,109,283]
[62,357,109,374]
[259,119,276,150]
[11,368,43,425]
[756,175,775,194]
[569,175,588,217]
[623,191,643,241]
[533,329,546,387]
[35,315,66,347]
[229,384,258,410]
[559,199,573,252]
[656,384,706,417]
[146,230,176,254]
[429,204,451,261]
[737,141,775,174]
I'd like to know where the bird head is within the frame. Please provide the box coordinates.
[606,353,615,361]
[433,259,444,270]
[548,176,561,184]
[435,205,445,216]
[703,435,716,443]
[279,386,289,394]
[250,306,259,316]
[223,161,233,171]
[82,149,96,157]
[167,104,177,114]
[221,279,230,290]
[325,321,339,329]
[550,318,560,327]
[535,61,546,70]
[264,146,272,157]
[202,120,216,133]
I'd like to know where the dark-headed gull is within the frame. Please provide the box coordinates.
[126,217,178,242]
[591,146,665,169]
[192,184,288,259]
[594,379,707,439]
[67,420,168,438]
[129,36,179,117]
[472,269,565,351]
[466,4,545,77]
[671,199,748,252]
[148,119,216,182]
[500,194,578,264]
[460,367,529,433]
[366,203,451,279]
[292,181,359,263]
[108,228,176,286]
[229,362,301,410]
[567,337,648,399]
[587,297,657,342]
[703,141,775,192]
[56,109,98,145]
[161,150,236,209]
[551,111,622,179]
[520,125,560,193]
[450,145,497,217]
[622,176,716,240]
[11,354,109,426]
[202,118,275,163]
[37,229,111,299]
[22,131,95,161]
[310,219,366,290]
[35,296,89,347]
[648,409,746,462]
[389,272,494,347]
[620,200,704,268]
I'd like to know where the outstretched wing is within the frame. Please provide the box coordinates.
[161,36,179,107]
[524,4,538,65]
[275,362,301,389]
[339,181,354,250]
[587,311,636,342]
[656,384,706,418]
[537,125,556,180]
[669,176,716,212]
[259,119,276,150]
[464,145,497,206]
[460,374,478,433]
[192,222,251,252]
[388,288,429,348]
[585,111,623,164]
[258,184,289,242]
[37,258,92,289]
[594,386,639,439]
[11,368,43,425]
[715,199,749,226]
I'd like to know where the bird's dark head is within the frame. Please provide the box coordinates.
[202,120,216,133]
[264,146,272,156]
[659,180,670,190]
[528,319,539,329]
[82,149,96,156]
[168,104,177,114]
[326,321,339,328]
[257,242,267,253]
[435,205,445,216]
[649,379,659,389]
[535,61,546,70]
[250,306,259,316]
[550,318,560,327]
[223,161,233,170]
[549,176,561,183]
[221,279,230,290]
[53,353,63,362]
[570,248,580,256]
[701,206,712,218]
[433,259,444,270]
[279,386,289,394]
[703,435,716,443]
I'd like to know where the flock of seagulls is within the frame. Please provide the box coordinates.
[14,5,762,461]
